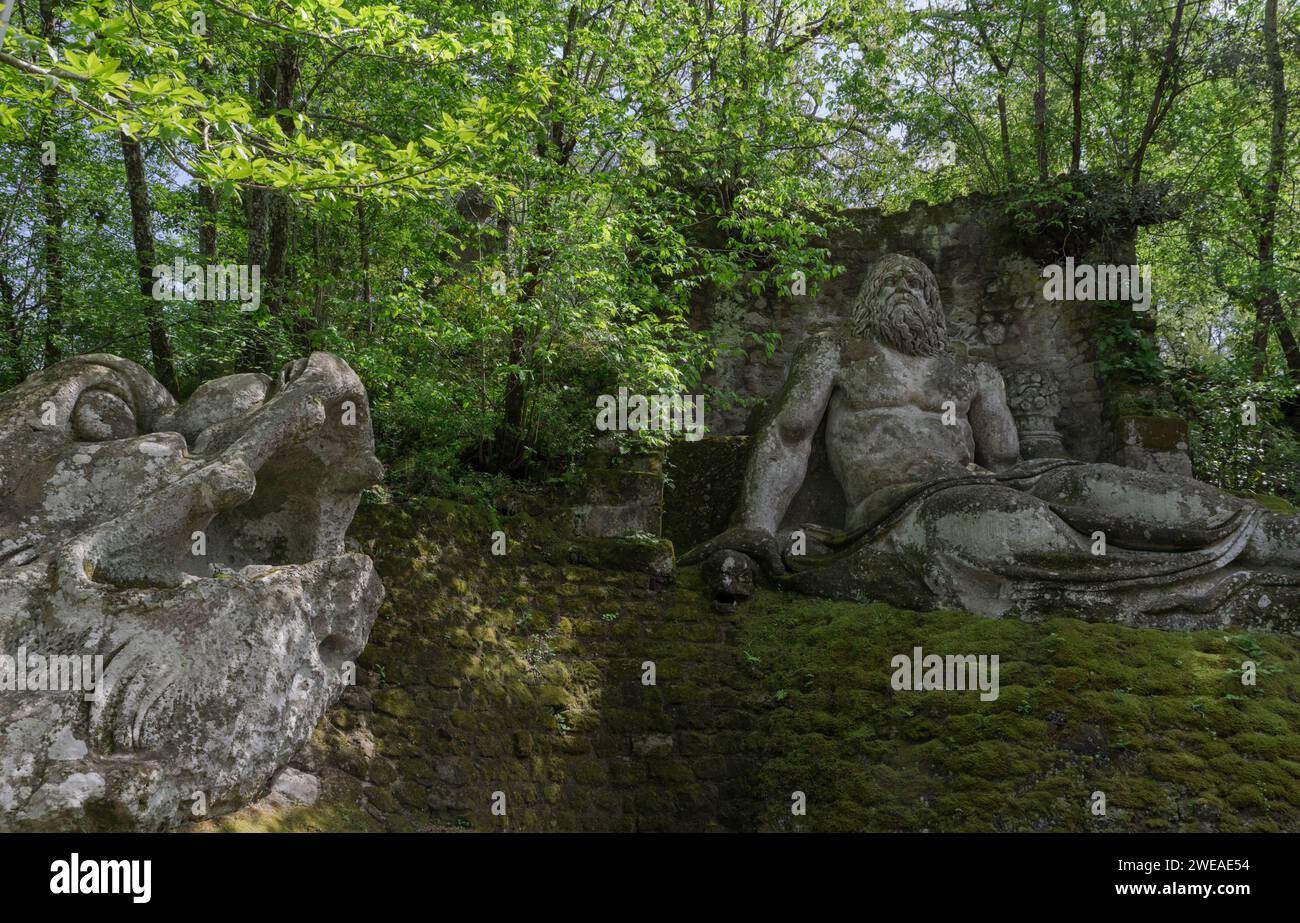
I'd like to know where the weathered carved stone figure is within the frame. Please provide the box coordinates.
[0,352,384,830]
[684,254,1300,631]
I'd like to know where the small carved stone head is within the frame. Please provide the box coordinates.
[851,253,948,358]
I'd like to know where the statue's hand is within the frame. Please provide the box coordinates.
[679,525,786,577]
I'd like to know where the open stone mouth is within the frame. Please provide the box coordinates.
[711,590,745,614]
[124,394,372,587]
[34,355,386,591]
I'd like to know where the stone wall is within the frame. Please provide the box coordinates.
[195,494,1300,833]
[702,193,1150,466]
[662,437,750,553]
[277,499,764,832]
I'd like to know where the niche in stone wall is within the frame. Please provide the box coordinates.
[700,193,1142,468]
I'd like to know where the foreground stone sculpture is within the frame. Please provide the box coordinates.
[0,352,384,830]
[683,254,1300,632]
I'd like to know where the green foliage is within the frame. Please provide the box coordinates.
[1004,172,1179,251]
[1167,361,1300,500]
[3,0,865,489]
[0,0,1297,499]
[1094,312,1166,388]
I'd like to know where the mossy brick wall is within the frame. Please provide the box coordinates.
[574,447,665,539]
[296,498,765,832]
[199,495,1300,833]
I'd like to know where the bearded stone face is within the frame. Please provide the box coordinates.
[851,253,949,358]
[0,352,384,831]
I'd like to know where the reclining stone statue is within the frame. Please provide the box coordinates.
[683,254,1300,632]
[0,352,384,830]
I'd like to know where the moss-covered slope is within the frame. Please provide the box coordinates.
[741,591,1300,831]
[195,497,1300,833]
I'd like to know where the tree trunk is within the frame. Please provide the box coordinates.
[968,2,1024,187]
[242,41,300,368]
[1130,0,1187,188]
[310,215,327,333]
[38,136,63,367]
[487,9,580,473]
[193,181,222,380]
[1069,2,1086,172]
[0,272,24,386]
[1252,0,1296,410]
[357,201,373,332]
[38,0,63,367]
[198,185,219,261]
[197,55,219,263]
[1034,3,1048,182]
[997,92,1013,185]
[120,134,180,396]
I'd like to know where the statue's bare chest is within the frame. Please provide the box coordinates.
[832,339,977,414]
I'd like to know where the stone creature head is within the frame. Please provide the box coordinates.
[0,353,384,830]
[851,253,948,358]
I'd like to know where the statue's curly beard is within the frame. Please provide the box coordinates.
[871,291,948,358]
[853,283,950,359]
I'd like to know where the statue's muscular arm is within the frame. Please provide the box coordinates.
[969,361,1020,472]
[735,333,841,533]
[678,334,839,574]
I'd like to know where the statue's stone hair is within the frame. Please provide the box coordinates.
[851,253,948,357]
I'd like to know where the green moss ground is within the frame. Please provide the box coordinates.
[195,800,385,833]
[740,589,1300,832]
